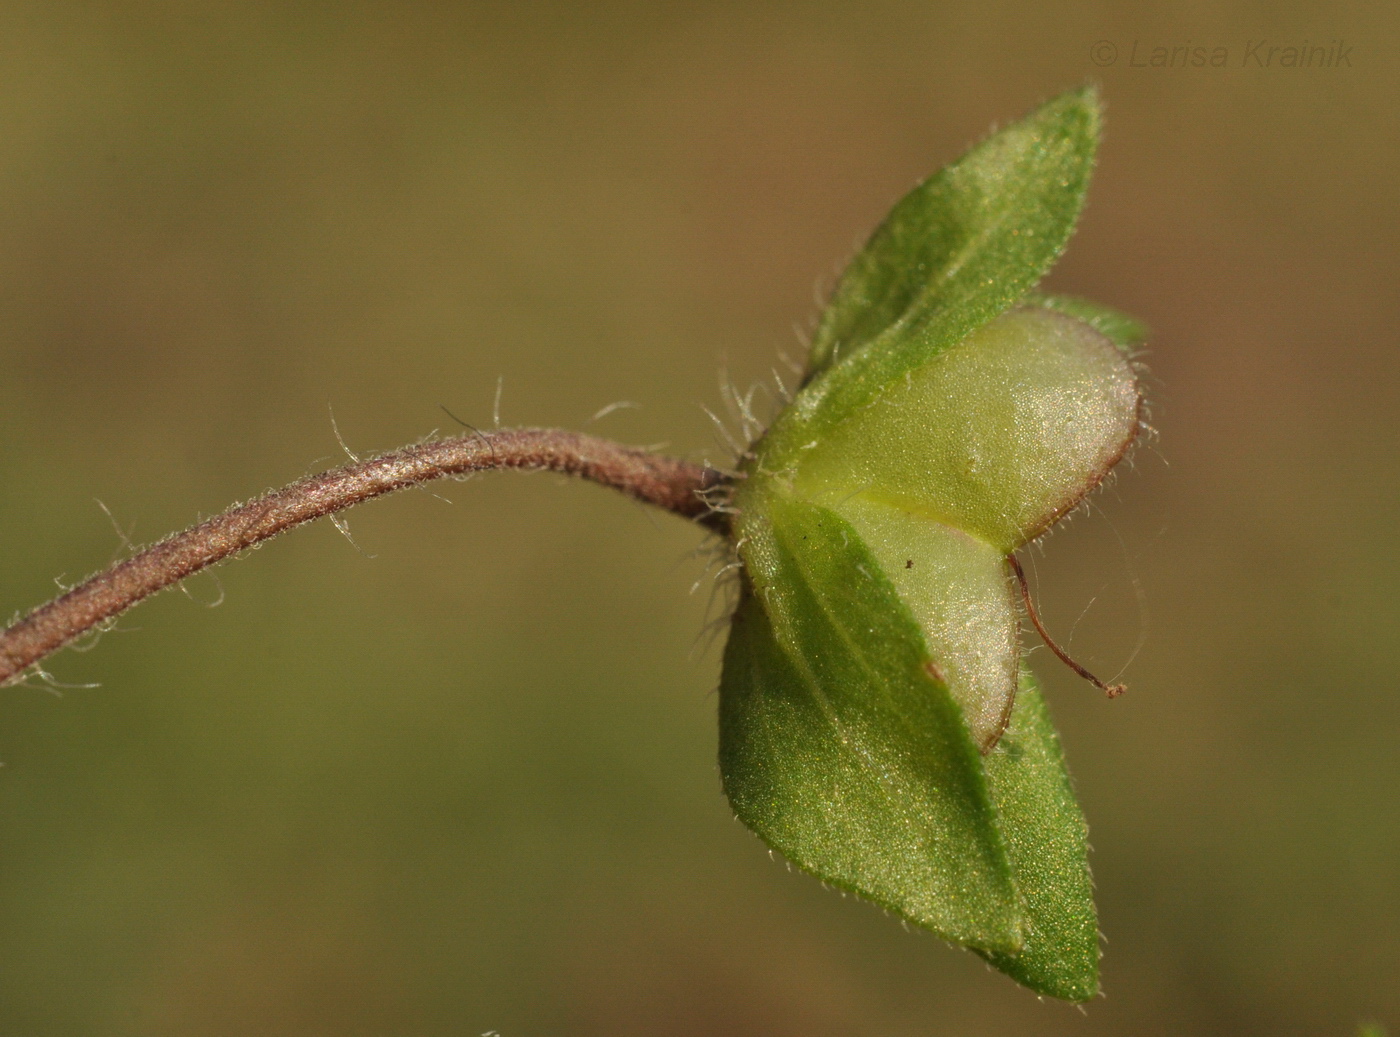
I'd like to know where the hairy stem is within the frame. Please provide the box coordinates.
[0,428,727,686]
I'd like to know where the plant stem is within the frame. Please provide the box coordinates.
[0,428,727,686]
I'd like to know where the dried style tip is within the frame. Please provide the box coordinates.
[1009,554,1127,698]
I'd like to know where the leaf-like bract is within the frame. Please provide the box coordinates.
[765,86,1102,474]
[721,496,1021,950]
[978,672,1099,1001]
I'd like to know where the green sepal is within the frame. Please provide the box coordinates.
[977,671,1100,1001]
[719,494,1022,951]
[1023,292,1148,351]
[763,86,1101,475]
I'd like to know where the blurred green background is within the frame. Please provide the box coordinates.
[1,2,1395,1034]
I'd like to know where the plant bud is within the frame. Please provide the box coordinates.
[768,305,1139,748]
[719,86,1139,1001]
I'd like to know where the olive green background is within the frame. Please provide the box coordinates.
[0,2,1394,1034]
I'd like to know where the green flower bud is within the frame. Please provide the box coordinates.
[718,86,1144,1002]
[766,305,1140,749]
[793,306,1140,552]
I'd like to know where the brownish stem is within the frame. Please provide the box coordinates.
[0,428,727,686]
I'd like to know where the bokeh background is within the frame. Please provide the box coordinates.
[0,2,1395,1034]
